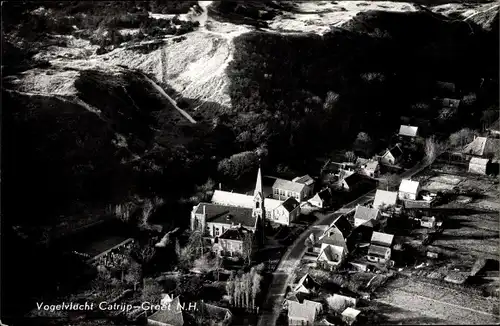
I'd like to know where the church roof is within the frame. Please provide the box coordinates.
[282,197,300,212]
[273,178,307,193]
[195,203,256,229]
[211,190,283,211]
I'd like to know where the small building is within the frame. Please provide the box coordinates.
[288,299,323,326]
[367,245,391,264]
[341,173,371,192]
[444,271,468,285]
[316,226,349,270]
[420,216,436,229]
[463,136,500,161]
[441,98,461,109]
[468,157,490,175]
[398,179,420,201]
[272,178,308,202]
[341,307,361,326]
[147,296,184,326]
[191,302,232,326]
[380,145,404,166]
[353,205,381,228]
[367,231,394,264]
[357,158,380,178]
[372,189,398,210]
[294,274,320,294]
[271,196,301,225]
[308,188,332,208]
[215,227,252,258]
[330,294,357,312]
[398,125,419,140]
[292,175,316,198]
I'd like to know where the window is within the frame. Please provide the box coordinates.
[274,188,279,195]
[279,189,286,196]
[256,202,260,209]
[215,228,220,236]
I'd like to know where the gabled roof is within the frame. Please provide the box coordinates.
[148,296,184,326]
[196,203,256,229]
[487,118,500,132]
[294,274,319,293]
[399,179,420,194]
[368,244,390,257]
[282,197,300,212]
[365,160,379,171]
[320,227,346,248]
[484,138,500,159]
[332,215,352,239]
[317,188,332,202]
[343,173,368,188]
[469,157,490,166]
[399,125,418,137]
[463,137,487,156]
[219,227,251,241]
[273,178,306,193]
[288,300,320,323]
[210,190,283,211]
[386,144,404,159]
[292,175,315,186]
[371,231,394,247]
[354,205,380,221]
[373,190,398,209]
[318,245,343,263]
[342,307,361,319]
[193,302,232,323]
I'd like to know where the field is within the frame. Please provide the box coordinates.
[374,277,500,325]
[372,161,500,324]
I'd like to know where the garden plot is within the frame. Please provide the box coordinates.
[422,174,465,191]
[375,277,500,324]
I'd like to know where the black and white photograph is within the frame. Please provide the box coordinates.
[1,0,499,325]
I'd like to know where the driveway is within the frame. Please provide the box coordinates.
[257,160,428,326]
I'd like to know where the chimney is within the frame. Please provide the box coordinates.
[219,183,222,190]
[203,205,206,215]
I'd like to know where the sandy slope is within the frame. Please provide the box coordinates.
[10,1,495,108]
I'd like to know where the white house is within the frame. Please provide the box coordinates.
[357,159,380,178]
[353,205,381,228]
[316,227,348,270]
[380,145,404,165]
[308,188,332,208]
[367,231,394,264]
[292,175,315,198]
[288,299,323,326]
[272,178,309,202]
[270,197,301,225]
[398,179,421,200]
[342,307,361,325]
[398,125,419,139]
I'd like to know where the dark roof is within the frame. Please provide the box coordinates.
[343,173,368,188]
[488,118,500,132]
[196,203,256,229]
[321,227,346,247]
[293,175,315,186]
[441,98,461,108]
[388,144,404,159]
[332,215,352,239]
[192,302,232,322]
[148,296,184,326]
[282,197,300,212]
[317,188,332,202]
[219,227,251,241]
[296,274,320,291]
[484,138,500,159]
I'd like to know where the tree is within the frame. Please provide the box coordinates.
[142,278,163,303]
[133,243,156,265]
[175,238,181,259]
[354,132,373,157]
[242,232,253,266]
[226,272,235,306]
[214,254,223,281]
[424,136,437,163]
[124,260,142,291]
[378,173,400,191]
[449,128,474,149]
[323,91,340,111]
[250,268,262,310]
[345,151,356,162]
[217,151,259,181]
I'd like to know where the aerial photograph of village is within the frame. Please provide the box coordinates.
[1,0,499,325]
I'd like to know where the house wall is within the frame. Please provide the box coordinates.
[308,195,323,208]
[206,222,255,238]
[398,191,417,201]
[381,152,396,165]
[273,187,306,202]
[218,238,243,256]
[271,205,291,225]
[289,317,310,326]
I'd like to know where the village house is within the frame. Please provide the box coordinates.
[288,299,323,326]
[468,157,490,175]
[283,292,308,310]
[398,125,419,142]
[294,274,320,294]
[441,98,461,109]
[147,296,184,326]
[342,307,361,326]
[321,160,356,178]
[372,189,398,211]
[487,119,500,136]
[213,227,251,258]
[420,216,437,229]
[462,136,500,161]
[356,158,380,178]
[379,144,404,166]
[340,172,373,192]
[292,174,316,198]
[272,178,310,202]
[329,294,357,313]
[316,226,349,270]
[308,188,333,208]
[353,205,381,228]
[367,231,394,264]
[205,168,301,225]
[398,179,421,201]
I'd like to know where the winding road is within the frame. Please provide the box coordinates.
[257,160,429,326]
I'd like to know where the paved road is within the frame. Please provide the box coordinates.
[257,160,428,326]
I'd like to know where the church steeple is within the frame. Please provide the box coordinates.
[252,164,265,246]
[254,166,263,200]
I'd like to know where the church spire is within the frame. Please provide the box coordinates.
[254,165,263,199]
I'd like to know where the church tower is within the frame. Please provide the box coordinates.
[253,165,265,246]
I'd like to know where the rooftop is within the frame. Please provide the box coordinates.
[371,231,394,247]
[273,178,307,193]
[148,296,184,326]
[342,307,361,319]
[211,190,283,210]
[354,205,380,221]
[469,157,490,165]
[399,125,419,137]
[368,244,391,258]
[292,175,315,186]
[195,203,256,229]
[318,245,343,262]
[399,179,420,194]
[288,300,322,323]
[219,227,251,241]
[320,227,347,247]
[373,190,398,209]
[282,196,300,212]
